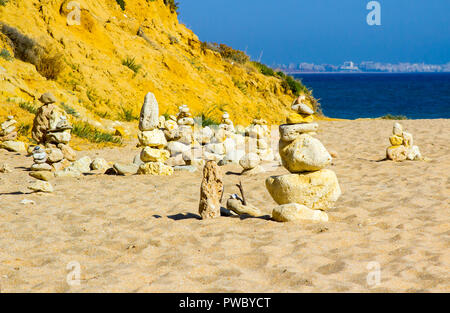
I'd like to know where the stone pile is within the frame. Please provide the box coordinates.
[0,115,17,141]
[386,122,422,161]
[265,94,341,222]
[27,93,79,192]
[134,92,173,176]
[218,111,235,133]
[244,118,274,162]
[0,115,26,153]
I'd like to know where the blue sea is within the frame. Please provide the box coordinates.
[292,73,450,119]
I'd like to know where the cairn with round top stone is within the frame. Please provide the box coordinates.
[27,93,78,192]
[136,92,173,176]
[386,122,422,162]
[266,94,341,222]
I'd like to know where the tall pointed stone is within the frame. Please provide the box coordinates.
[199,161,223,219]
[139,92,159,131]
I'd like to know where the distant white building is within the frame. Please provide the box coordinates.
[340,61,360,72]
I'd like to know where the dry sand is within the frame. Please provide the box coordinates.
[0,119,449,292]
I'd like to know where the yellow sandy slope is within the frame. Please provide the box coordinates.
[0,0,313,145]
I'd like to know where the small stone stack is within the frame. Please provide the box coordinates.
[386,122,422,161]
[265,95,341,222]
[239,152,264,175]
[136,92,173,176]
[31,93,76,170]
[244,118,273,161]
[0,116,17,141]
[219,112,235,133]
[0,115,26,153]
[27,93,78,191]
[176,105,195,146]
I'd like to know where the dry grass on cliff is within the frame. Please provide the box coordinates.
[0,24,65,80]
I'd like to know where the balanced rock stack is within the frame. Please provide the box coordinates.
[239,152,264,175]
[244,119,274,162]
[31,93,76,167]
[386,122,422,161]
[219,112,235,133]
[0,116,17,141]
[27,93,79,191]
[136,92,173,176]
[265,94,341,222]
[0,115,26,153]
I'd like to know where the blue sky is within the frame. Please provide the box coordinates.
[178,0,450,65]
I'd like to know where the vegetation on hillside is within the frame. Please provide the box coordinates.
[0,24,65,80]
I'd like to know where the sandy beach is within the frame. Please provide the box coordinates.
[0,119,449,293]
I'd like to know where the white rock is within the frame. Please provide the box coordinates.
[33,151,48,164]
[239,153,260,170]
[140,146,170,162]
[225,149,246,163]
[177,117,194,126]
[138,129,167,148]
[223,137,236,154]
[279,123,319,142]
[265,169,341,211]
[241,164,265,175]
[182,147,204,163]
[71,156,92,173]
[164,119,178,131]
[246,124,269,139]
[257,148,274,162]
[46,131,71,144]
[133,154,144,166]
[45,148,64,163]
[206,143,226,155]
[279,134,331,173]
[55,167,82,178]
[291,102,314,115]
[30,163,53,171]
[393,122,403,136]
[167,141,191,156]
[139,92,159,131]
[1,141,26,153]
[90,158,110,171]
[28,181,53,193]
[272,203,328,222]
[406,145,422,161]
[113,163,139,176]
[203,152,224,162]
[402,131,413,147]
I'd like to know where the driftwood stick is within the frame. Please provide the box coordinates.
[236,181,247,206]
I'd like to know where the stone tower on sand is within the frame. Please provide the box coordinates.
[266,94,342,222]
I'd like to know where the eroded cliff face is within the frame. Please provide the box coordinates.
[0,0,303,145]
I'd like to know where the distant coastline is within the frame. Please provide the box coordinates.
[285,71,450,75]
[276,61,450,74]
[291,72,450,120]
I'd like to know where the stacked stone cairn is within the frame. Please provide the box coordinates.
[151,97,278,171]
[386,122,422,161]
[0,115,17,142]
[0,115,26,153]
[265,94,341,222]
[27,93,78,192]
[135,92,173,176]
